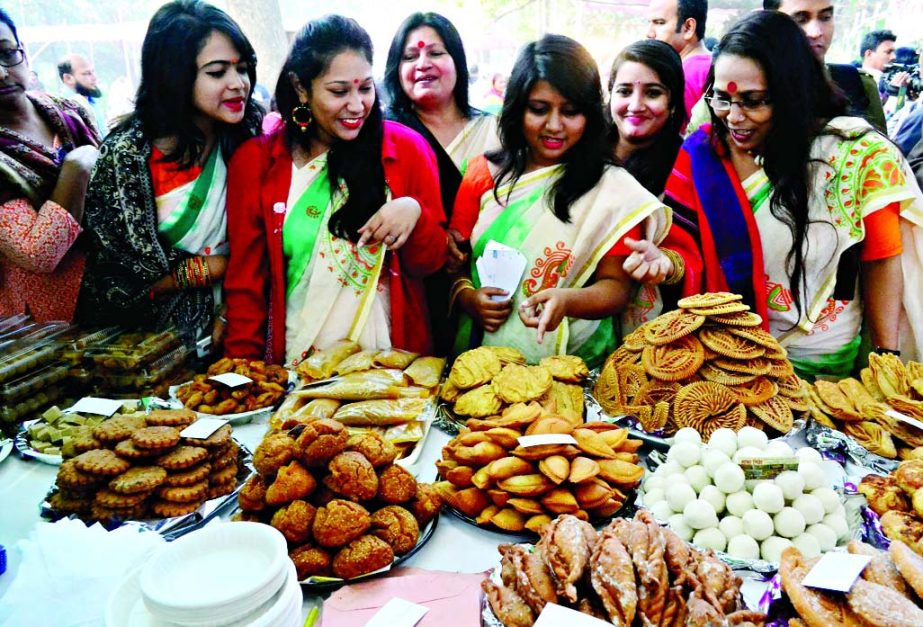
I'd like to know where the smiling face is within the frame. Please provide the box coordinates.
[302,48,375,149]
[191,31,251,129]
[0,22,28,108]
[522,80,586,170]
[712,54,773,153]
[778,0,835,61]
[610,61,672,151]
[398,26,457,110]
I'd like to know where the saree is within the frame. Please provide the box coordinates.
[455,161,670,367]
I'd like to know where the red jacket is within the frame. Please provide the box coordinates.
[224,121,447,363]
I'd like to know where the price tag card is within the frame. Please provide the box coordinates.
[801,552,870,592]
[738,456,800,480]
[180,418,228,440]
[208,372,252,388]
[886,409,923,431]
[518,434,578,448]
[65,397,124,417]
[364,597,428,627]
[534,603,612,627]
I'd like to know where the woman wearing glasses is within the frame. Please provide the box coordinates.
[665,10,923,378]
[0,9,99,321]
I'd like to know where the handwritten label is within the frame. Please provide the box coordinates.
[534,603,612,627]
[738,456,800,480]
[65,397,124,417]
[208,373,252,388]
[886,409,923,432]
[364,597,428,627]
[518,434,578,448]
[801,552,870,592]
[180,418,228,439]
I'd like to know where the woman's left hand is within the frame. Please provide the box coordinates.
[621,237,673,285]
[357,197,422,250]
[519,288,572,344]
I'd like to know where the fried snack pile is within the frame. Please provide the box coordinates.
[859,457,923,556]
[780,542,923,627]
[442,348,588,425]
[49,409,239,522]
[595,292,808,438]
[177,358,289,415]
[806,354,923,459]
[483,511,763,627]
[436,404,643,534]
[236,418,444,581]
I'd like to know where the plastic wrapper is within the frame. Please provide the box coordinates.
[333,350,378,376]
[801,417,900,477]
[373,348,419,369]
[84,329,178,370]
[295,378,404,401]
[333,397,430,426]
[0,339,61,384]
[297,339,360,381]
[0,362,69,403]
[404,356,445,388]
[382,420,425,444]
[94,345,190,390]
[56,327,121,365]
[270,396,342,430]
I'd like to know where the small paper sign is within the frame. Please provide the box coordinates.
[208,372,252,388]
[738,457,800,480]
[801,552,870,592]
[534,603,612,627]
[364,597,428,627]
[180,418,228,439]
[886,409,923,432]
[518,434,578,448]
[65,397,124,417]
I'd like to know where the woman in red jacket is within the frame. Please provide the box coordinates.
[224,15,447,365]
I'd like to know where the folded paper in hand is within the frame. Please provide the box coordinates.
[476,240,527,302]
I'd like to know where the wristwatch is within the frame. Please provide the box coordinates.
[873,346,901,357]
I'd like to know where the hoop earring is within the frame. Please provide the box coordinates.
[291,104,313,132]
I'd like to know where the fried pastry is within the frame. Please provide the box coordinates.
[541,514,597,603]
[74,449,131,476]
[454,385,503,418]
[843,421,897,458]
[846,577,923,626]
[370,505,420,555]
[698,328,765,360]
[730,376,778,406]
[345,432,399,468]
[407,483,444,526]
[889,540,923,599]
[492,364,553,404]
[847,540,912,600]
[331,534,394,579]
[539,381,584,425]
[501,544,558,615]
[482,580,534,627]
[289,544,332,579]
[324,451,378,501]
[869,352,910,399]
[539,355,590,383]
[377,464,417,504]
[271,499,317,544]
[238,474,268,512]
[699,363,759,385]
[265,460,316,506]
[643,309,705,345]
[779,547,865,627]
[312,499,371,548]
[450,347,503,390]
[642,334,705,382]
[486,346,527,366]
[678,292,743,309]
[749,395,795,433]
[895,459,923,494]
[674,381,746,437]
[590,528,637,625]
[858,474,911,516]
[880,511,923,553]
[294,418,348,466]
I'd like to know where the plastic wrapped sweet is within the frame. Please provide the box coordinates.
[296,340,361,382]
[331,398,429,427]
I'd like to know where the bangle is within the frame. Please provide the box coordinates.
[171,260,190,289]
[873,346,901,357]
[661,248,685,286]
[449,277,476,314]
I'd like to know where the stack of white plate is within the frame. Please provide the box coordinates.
[105,522,301,626]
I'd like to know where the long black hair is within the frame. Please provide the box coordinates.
[119,0,261,168]
[490,34,610,222]
[707,10,847,322]
[607,39,685,195]
[383,12,474,118]
[275,15,386,242]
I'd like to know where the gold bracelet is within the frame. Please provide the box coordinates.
[661,248,685,286]
[449,278,476,314]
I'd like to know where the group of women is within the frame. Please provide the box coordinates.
[1,1,922,382]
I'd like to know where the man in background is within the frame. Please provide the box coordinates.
[58,54,106,134]
[647,0,711,122]
[859,29,910,107]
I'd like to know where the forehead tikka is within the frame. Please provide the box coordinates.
[416,40,425,48]
[727,81,738,95]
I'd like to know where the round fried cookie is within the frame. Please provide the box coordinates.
[688,301,751,316]
[673,381,743,434]
[709,311,763,327]
[109,465,167,494]
[49,491,92,514]
[492,364,553,403]
[95,488,150,508]
[157,480,209,503]
[749,395,794,433]
[93,415,147,445]
[114,438,162,460]
[208,480,238,500]
[699,328,766,360]
[699,363,758,385]
[91,502,148,522]
[131,426,181,450]
[712,357,772,376]
[145,408,197,427]
[209,463,238,487]
[163,462,211,487]
[641,334,705,382]
[184,424,232,449]
[151,499,204,518]
[727,325,778,348]
[158,445,208,470]
[73,449,132,476]
[57,458,105,489]
[729,376,778,405]
[643,310,705,346]
[678,292,742,310]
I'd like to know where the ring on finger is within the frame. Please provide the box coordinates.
[386,234,397,244]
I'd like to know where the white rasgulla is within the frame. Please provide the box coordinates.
[685,465,711,493]
[714,462,746,494]
[773,507,807,538]
[831,502,847,519]
[666,483,697,512]
[798,461,827,491]
[644,474,665,493]
[811,488,841,514]
[669,514,694,541]
[708,428,738,457]
[684,499,719,530]
[669,441,701,468]
[823,513,849,542]
[727,535,760,560]
[674,427,703,446]
[742,509,775,541]
[719,515,745,540]
[753,482,785,514]
[736,426,769,450]
[774,471,805,501]
[792,494,825,525]
[699,485,726,514]
[693,528,727,552]
[806,523,838,552]
[656,461,684,478]
[643,487,666,506]
[795,447,823,463]
[764,441,795,458]
[702,450,732,478]
[761,536,794,563]
[650,500,674,521]
[733,446,764,463]
[726,491,755,517]
[792,533,822,559]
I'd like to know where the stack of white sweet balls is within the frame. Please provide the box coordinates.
[641,426,849,563]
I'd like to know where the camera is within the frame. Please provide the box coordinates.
[880,62,922,102]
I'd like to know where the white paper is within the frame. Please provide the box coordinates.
[364,597,429,627]
[65,397,124,417]
[518,434,578,447]
[180,418,228,439]
[886,409,923,431]
[801,552,870,592]
[534,603,612,627]
[477,240,527,302]
[208,372,253,388]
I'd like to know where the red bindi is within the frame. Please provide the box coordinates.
[416,40,425,48]
[727,81,738,95]
[353,79,359,85]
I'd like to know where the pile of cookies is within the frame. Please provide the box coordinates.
[806,353,923,459]
[483,511,762,627]
[50,409,240,522]
[859,458,923,556]
[595,292,807,438]
[236,418,443,581]
[177,358,289,415]
[780,542,923,625]
[436,404,644,534]
[442,347,588,425]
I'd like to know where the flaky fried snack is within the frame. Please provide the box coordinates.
[271,499,317,543]
[295,418,348,466]
[370,505,420,555]
[332,535,395,579]
[324,451,378,501]
[265,460,317,506]
[454,385,503,418]
[345,432,399,468]
[312,499,371,548]
[539,355,590,383]
[252,432,296,478]
[450,347,502,390]
[858,474,911,517]
[377,464,417,504]
[289,544,332,579]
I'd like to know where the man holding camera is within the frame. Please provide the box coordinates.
[860,30,911,108]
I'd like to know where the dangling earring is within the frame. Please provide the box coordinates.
[291,103,313,132]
